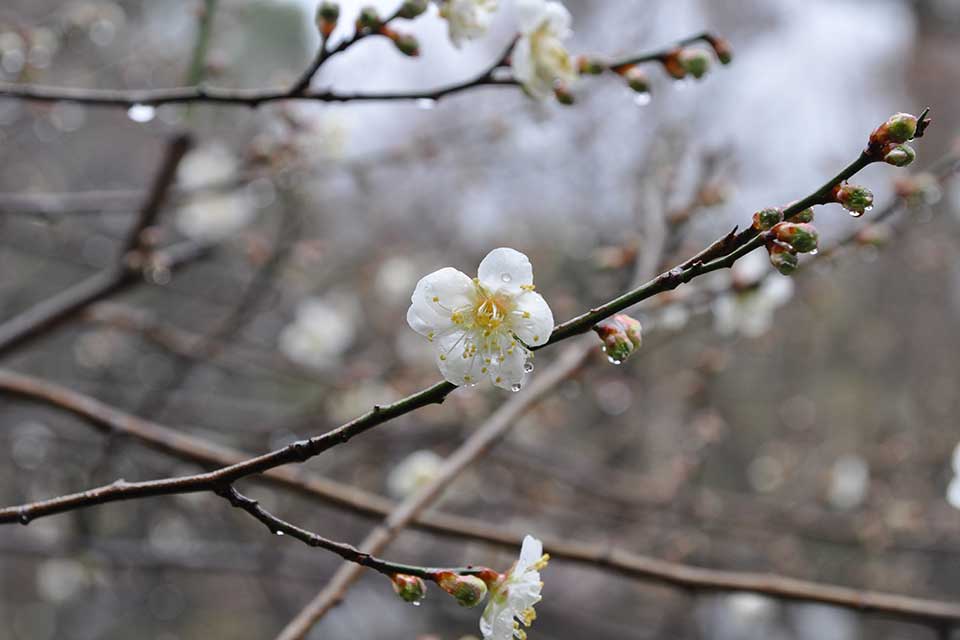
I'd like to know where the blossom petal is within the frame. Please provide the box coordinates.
[408,267,475,337]
[435,331,483,386]
[488,342,528,390]
[510,291,553,347]
[541,1,571,37]
[516,535,543,573]
[515,0,547,33]
[478,247,534,293]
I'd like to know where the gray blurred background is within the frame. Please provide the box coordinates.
[1,0,960,638]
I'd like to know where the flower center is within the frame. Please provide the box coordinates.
[472,290,510,331]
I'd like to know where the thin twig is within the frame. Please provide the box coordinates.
[0,31,724,110]
[0,140,911,523]
[0,135,198,358]
[3,367,960,629]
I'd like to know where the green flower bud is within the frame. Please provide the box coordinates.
[392,32,420,56]
[436,572,487,608]
[835,184,874,216]
[679,48,711,79]
[791,207,814,223]
[768,245,799,275]
[884,112,918,144]
[397,0,428,19]
[577,56,605,75]
[752,207,783,231]
[391,574,427,604]
[553,85,575,105]
[772,222,818,254]
[883,143,916,167]
[357,6,381,31]
[624,67,650,94]
[593,314,643,364]
[315,2,340,36]
[707,36,733,64]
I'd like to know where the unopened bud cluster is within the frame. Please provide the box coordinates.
[593,314,643,364]
[762,214,821,275]
[868,112,926,166]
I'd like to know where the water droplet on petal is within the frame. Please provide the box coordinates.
[633,93,651,107]
[416,98,436,110]
[607,356,622,365]
[127,104,155,123]
[511,383,522,392]
[275,530,284,536]
[501,273,512,283]
[411,600,421,607]
[523,362,534,373]
[864,206,874,212]
[809,248,819,255]
[847,210,864,218]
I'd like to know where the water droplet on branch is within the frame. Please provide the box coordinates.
[127,104,156,123]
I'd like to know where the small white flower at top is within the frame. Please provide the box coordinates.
[712,252,794,338]
[406,247,554,390]
[175,145,256,242]
[511,0,576,99]
[279,296,355,371]
[480,535,548,640]
[440,0,498,48]
[387,449,443,498]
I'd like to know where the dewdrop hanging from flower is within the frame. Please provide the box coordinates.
[406,248,553,390]
[511,0,577,100]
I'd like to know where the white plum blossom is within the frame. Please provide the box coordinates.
[175,145,256,242]
[386,449,443,498]
[511,0,577,99]
[712,252,795,338]
[279,297,355,371]
[406,248,553,390]
[481,535,548,640]
[439,0,498,48]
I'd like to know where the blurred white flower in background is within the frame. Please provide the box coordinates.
[440,0,498,48]
[511,0,576,99]
[712,252,794,338]
[480,534,548,640]
[827,454,870,511]
[175,145,256,242]
[279,296,356,370]
[375,255,419,304]
[407,247,553,390]
[386,449,444,498]
[946,441,960,510]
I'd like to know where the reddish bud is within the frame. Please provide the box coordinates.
[661,49,687,79]
[768,244,798,275]
[771,221,818,254]
[752,207,783,231]
[391,574,426,604]
[833,183,874,216]
[436,572,487,607]
[577,56,605,75]
[679,48,711,79]
[594,314,643,364]
[705,35,733,64]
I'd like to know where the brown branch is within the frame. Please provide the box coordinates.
[0,133,920,525]
[275,339,594,640]
[0,135,199,358]
[0,30,727,110]
[3,366,960,630]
